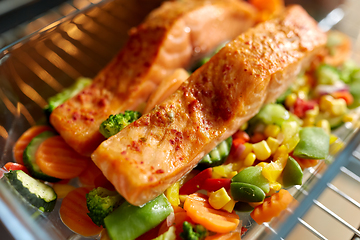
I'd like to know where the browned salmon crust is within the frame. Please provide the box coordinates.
[92,5,327,206]
[49,0,257,156]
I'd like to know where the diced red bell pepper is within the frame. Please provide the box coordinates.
[201,178,231,192]
[3,162,30,175]
[292,98,317,118]
[232,131,250,144]
[179,168,212,195]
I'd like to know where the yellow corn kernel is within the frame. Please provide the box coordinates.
[316,119,331,135]
[222,199,236,213]
[252,140,272,161]
[165,182,180,206]
[330,98,347,116]
[264,124,281,138]
[285,93,297,108]
[266,137,280,155]
[209,187,231,209]
[343,113,357,123]
[179,195,188,203]
[244,152,256,166]
[269,182,282,191]
[319,95,334,112]
[239,143,253,160]
[306,105,319,118]
[240,122,248,131]
[297,90,307,100]
[248,201,263,208]
[52,184,76,199]
[302,117,315,127]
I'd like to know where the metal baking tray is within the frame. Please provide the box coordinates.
[0,0,359,239]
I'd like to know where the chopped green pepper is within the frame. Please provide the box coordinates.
[105,194,173,240]
[282,156,303,188]
[230,182,265,202]
[293,127,330,159]
[231,166,270,193]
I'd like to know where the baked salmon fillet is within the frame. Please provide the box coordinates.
[50,0,257,156]
[92,5,327,206]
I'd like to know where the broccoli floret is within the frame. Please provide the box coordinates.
[99,110,141,138]
[180,221,207,240]
[44,77,92,116]
[86,187,123,227]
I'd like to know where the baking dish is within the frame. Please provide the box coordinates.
[0,0,359,239]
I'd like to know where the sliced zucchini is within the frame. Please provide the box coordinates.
[23,131,60,182]
[197,137,232,169]
[4,170,57,212]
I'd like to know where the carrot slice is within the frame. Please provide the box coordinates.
[60,187,103,236]
[250,189,294,224]
[36,135,90,179]
[78,160,104,187]
[13,125,53,164]
[52,183,76,199]
[184,193,239,234]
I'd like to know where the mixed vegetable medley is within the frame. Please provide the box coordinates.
[1,4,360,240]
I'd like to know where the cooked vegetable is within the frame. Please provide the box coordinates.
[198,137,232,169]
[99,110,141,138]
[179,168,212,195]
[4,170,57,212]
[233,201,254,212]
[349,81,360,108]
[230,182,266,202]
[202,178,231,192]
[281,156,303,188]
[13,125,53,165]
[52,183,76,199]
[4,162,29,175]
[60,187,103,236]
[183,193,239,234]
[293,127,330,159]
[44,77,92,115]
[208,187,232,210]
[153,226,176,240]
[316,64,340,85]
[250,189,294,224]
[231,166,270,193]
[105,194,173,240]
[158,210,194,238]
[35,135,90,179]
[79,160,105,187]
[22,131,60,182]
[252,104,290,126]
[179,221,207,240]
[86,187,123,227]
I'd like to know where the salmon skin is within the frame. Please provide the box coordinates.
[92,5,327,206]
[50,0,257,156]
